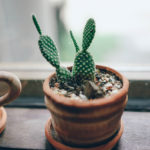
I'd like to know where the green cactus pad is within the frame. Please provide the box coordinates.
[70,30,80,52]
[32,15,42,35]
[73,51,95,83]
[56,67,73,84]
[82,18,95,51]
[38,35,60,68]
[73,18,96,84]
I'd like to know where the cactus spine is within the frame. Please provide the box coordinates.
[32,15,72,84]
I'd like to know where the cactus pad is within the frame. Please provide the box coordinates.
[32,15,42,35]
[39,35,60,68]
[56,67,73,85]
[82,18,95,51]
[70,30,80,52]
[73,51,95,83]
[73,18,96,84]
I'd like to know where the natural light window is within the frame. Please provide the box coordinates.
[0,0,150,64]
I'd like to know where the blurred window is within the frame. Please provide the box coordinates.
[0,0,150,64]
[59,0,150,64]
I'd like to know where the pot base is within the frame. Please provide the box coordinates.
[45,118,123,150]
[0,107,7,134]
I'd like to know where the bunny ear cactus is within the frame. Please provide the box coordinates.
[72,18,96,84]
[32,15,72,85]
[32,15,96,86]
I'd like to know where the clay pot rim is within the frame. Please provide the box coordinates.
[43,65,129,108]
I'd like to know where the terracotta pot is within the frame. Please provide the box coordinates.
[44,65,129,147]
[0,71,21,133]
[0,71,21,106]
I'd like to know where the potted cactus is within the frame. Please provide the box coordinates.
[32,15,129,150]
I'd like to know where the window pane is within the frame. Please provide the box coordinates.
[60,0,150,63]
[0,0,150,64]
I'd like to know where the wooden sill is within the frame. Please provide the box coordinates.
[0,108,150,150]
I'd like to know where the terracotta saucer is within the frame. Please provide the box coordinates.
[45,118,123,150]
[0,107,7,134]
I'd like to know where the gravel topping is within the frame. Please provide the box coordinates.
[50,69,123,100]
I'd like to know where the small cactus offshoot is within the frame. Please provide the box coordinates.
[32,15,96,85]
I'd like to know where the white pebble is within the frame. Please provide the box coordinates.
[105,83,112,89]
[111,89,119,95]
[79,93,88,100]
[70,94,80,100]
[60,89,67,95]
[115,84,121,89]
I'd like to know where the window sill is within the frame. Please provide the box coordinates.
[4,97,150,112]
[0,107,149,150]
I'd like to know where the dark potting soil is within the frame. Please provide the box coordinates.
[49,69,122,100]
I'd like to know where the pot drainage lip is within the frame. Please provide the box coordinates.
[45,118,124,150]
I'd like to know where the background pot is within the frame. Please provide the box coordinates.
[0,71,21,133]
[44,65,129,147]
